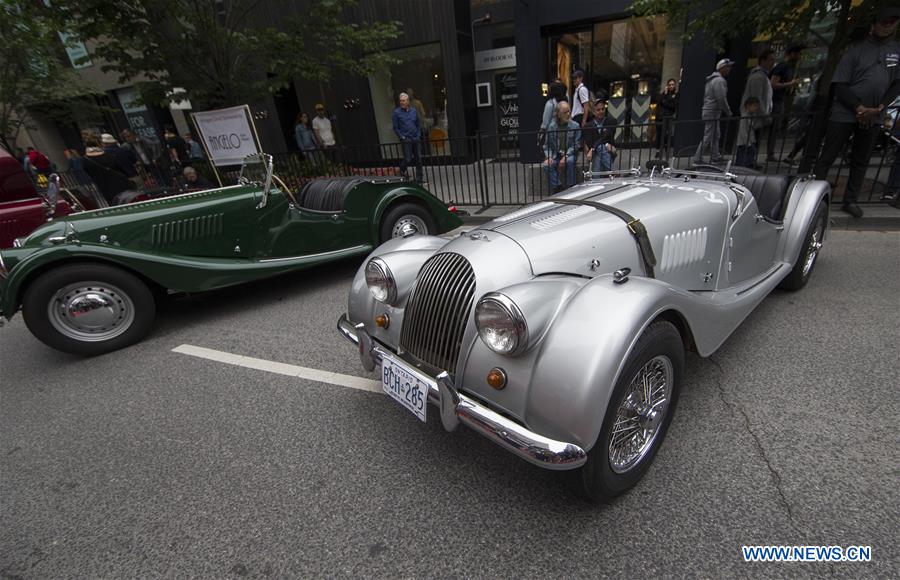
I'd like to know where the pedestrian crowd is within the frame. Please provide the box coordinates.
[537,6,899,215]
[539,71,620,192]
[14,123,213,207]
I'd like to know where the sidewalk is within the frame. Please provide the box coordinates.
[456,202,900,231]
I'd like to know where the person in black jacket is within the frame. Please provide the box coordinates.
[657,78,679,156]
[583,98,618,172]
[82,135,133,205]
[101,133,138,180]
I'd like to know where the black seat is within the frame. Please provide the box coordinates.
[297,177,367,212]
[734,174,795,222]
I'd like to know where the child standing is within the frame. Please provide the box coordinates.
[735,96,762,168]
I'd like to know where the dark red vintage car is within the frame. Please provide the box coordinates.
[0,149,73,249]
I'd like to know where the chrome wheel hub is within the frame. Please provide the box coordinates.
[802,221,825,277]
[48,282,135,342]
[392,215,428,238]
[609,355,673,474]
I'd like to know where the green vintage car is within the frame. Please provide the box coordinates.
[0,154,461,355]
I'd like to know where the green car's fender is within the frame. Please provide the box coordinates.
[369,186,462,245]
[0,241,371,318]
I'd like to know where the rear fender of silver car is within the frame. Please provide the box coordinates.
[777,179,830,267]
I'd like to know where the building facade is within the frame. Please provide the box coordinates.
[19,0,764,169]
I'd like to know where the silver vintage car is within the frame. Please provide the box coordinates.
[337,166,829,500]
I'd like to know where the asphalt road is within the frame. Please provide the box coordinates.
[1,229,898,579]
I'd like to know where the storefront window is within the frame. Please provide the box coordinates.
[368,42,449,150]
[545,15,681,142]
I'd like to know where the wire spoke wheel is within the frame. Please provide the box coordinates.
[802,218,825,277]
[608,355,674,474]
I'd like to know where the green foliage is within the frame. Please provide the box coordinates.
[0,0,92,153]
[631,0,889,50]
[632,0,895,98]
[56,0,401,110]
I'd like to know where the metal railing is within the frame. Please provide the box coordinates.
[268,113,896,208]
[34,112,899,210]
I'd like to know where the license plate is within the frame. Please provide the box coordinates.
[381,355,431,422]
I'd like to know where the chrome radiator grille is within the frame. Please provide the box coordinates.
[400,253,476,374]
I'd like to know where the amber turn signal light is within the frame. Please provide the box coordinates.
[375,314,389,329]
[486,367,507,390]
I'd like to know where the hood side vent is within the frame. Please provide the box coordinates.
[660,227,708,273]
[529,205,595,231]
[151,213,224,249]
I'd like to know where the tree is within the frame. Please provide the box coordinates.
[632,0,893,97]
[0,0,92,153]
[56,0,402,111]
[632,0,894,169]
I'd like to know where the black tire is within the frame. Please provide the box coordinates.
[379,202,437,244]
[22,263,156,356]
[580,321,684,502]
[778,200,827,291]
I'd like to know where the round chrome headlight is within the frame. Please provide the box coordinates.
[475,293,527,355]
[365,258,397,304]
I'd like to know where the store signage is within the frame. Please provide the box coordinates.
[116,87,161,146]
[167,88,193,110]
[475,47,516,71]
[495,72,518,148]
[43,0,92,69]
[191,105,260,166]
[58,31,92,69]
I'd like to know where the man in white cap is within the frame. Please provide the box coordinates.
[693,58,734,165]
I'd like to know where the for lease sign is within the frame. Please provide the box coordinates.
[191,106,260,166]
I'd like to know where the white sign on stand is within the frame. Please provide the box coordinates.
[190,105,261,166]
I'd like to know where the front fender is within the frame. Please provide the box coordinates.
[522,274,690,451]
[348,235,447,348]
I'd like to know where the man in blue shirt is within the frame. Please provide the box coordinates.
[392,92,425,183]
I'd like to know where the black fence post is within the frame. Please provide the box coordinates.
[475,131,490,211]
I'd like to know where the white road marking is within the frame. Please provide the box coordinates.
[172,344,383,394]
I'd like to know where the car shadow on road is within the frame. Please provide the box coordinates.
[150,255,364,337]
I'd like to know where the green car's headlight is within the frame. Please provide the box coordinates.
[365,257,397,304]
[475,292,528,355]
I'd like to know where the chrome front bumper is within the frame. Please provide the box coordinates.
[337,314,587,470]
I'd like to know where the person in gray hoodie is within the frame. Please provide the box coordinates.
[692,58,734,164]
